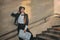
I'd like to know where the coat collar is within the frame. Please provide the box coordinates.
[17,12,26,18]
[18,12,26,15]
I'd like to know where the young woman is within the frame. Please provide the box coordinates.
[11,6,33,40]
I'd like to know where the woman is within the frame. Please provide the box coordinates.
[11,6,33,40]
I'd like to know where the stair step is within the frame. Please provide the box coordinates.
[42,32,60,38]
[47,28,54,30]
[48,29,60,34]
[42,30,60,35]
[47,28,60,31]
[53,27,60,31]
[52,27,60,28]
[42,30,60,40]
[36,34,55,40]
[42,33,60,40]
[33,37,42,40]
[52,25,60,27]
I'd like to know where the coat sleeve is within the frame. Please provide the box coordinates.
[14,13,20,26]
[24,14,29,30]
[26,14,29,25]
[11,13,17,17]
[11,13,19,26]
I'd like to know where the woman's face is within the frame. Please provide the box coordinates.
[20,8,25,13]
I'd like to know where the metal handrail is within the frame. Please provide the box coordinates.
[0,14,52,40]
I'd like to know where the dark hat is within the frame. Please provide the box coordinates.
[19,6,25,11]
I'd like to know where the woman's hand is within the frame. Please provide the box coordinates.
[24,29,26,33]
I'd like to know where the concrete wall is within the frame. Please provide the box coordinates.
[54,0,60,13]
[0,0,53,36]
[30,0,53,23]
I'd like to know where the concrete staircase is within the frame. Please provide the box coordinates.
[36,25,60,40]
[0,15,60,40]
[6,25,60,40]
[36,15,60,40]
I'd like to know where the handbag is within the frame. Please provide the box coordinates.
[18,29,31,40]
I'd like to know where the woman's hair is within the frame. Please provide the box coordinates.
[19,6,25,11]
